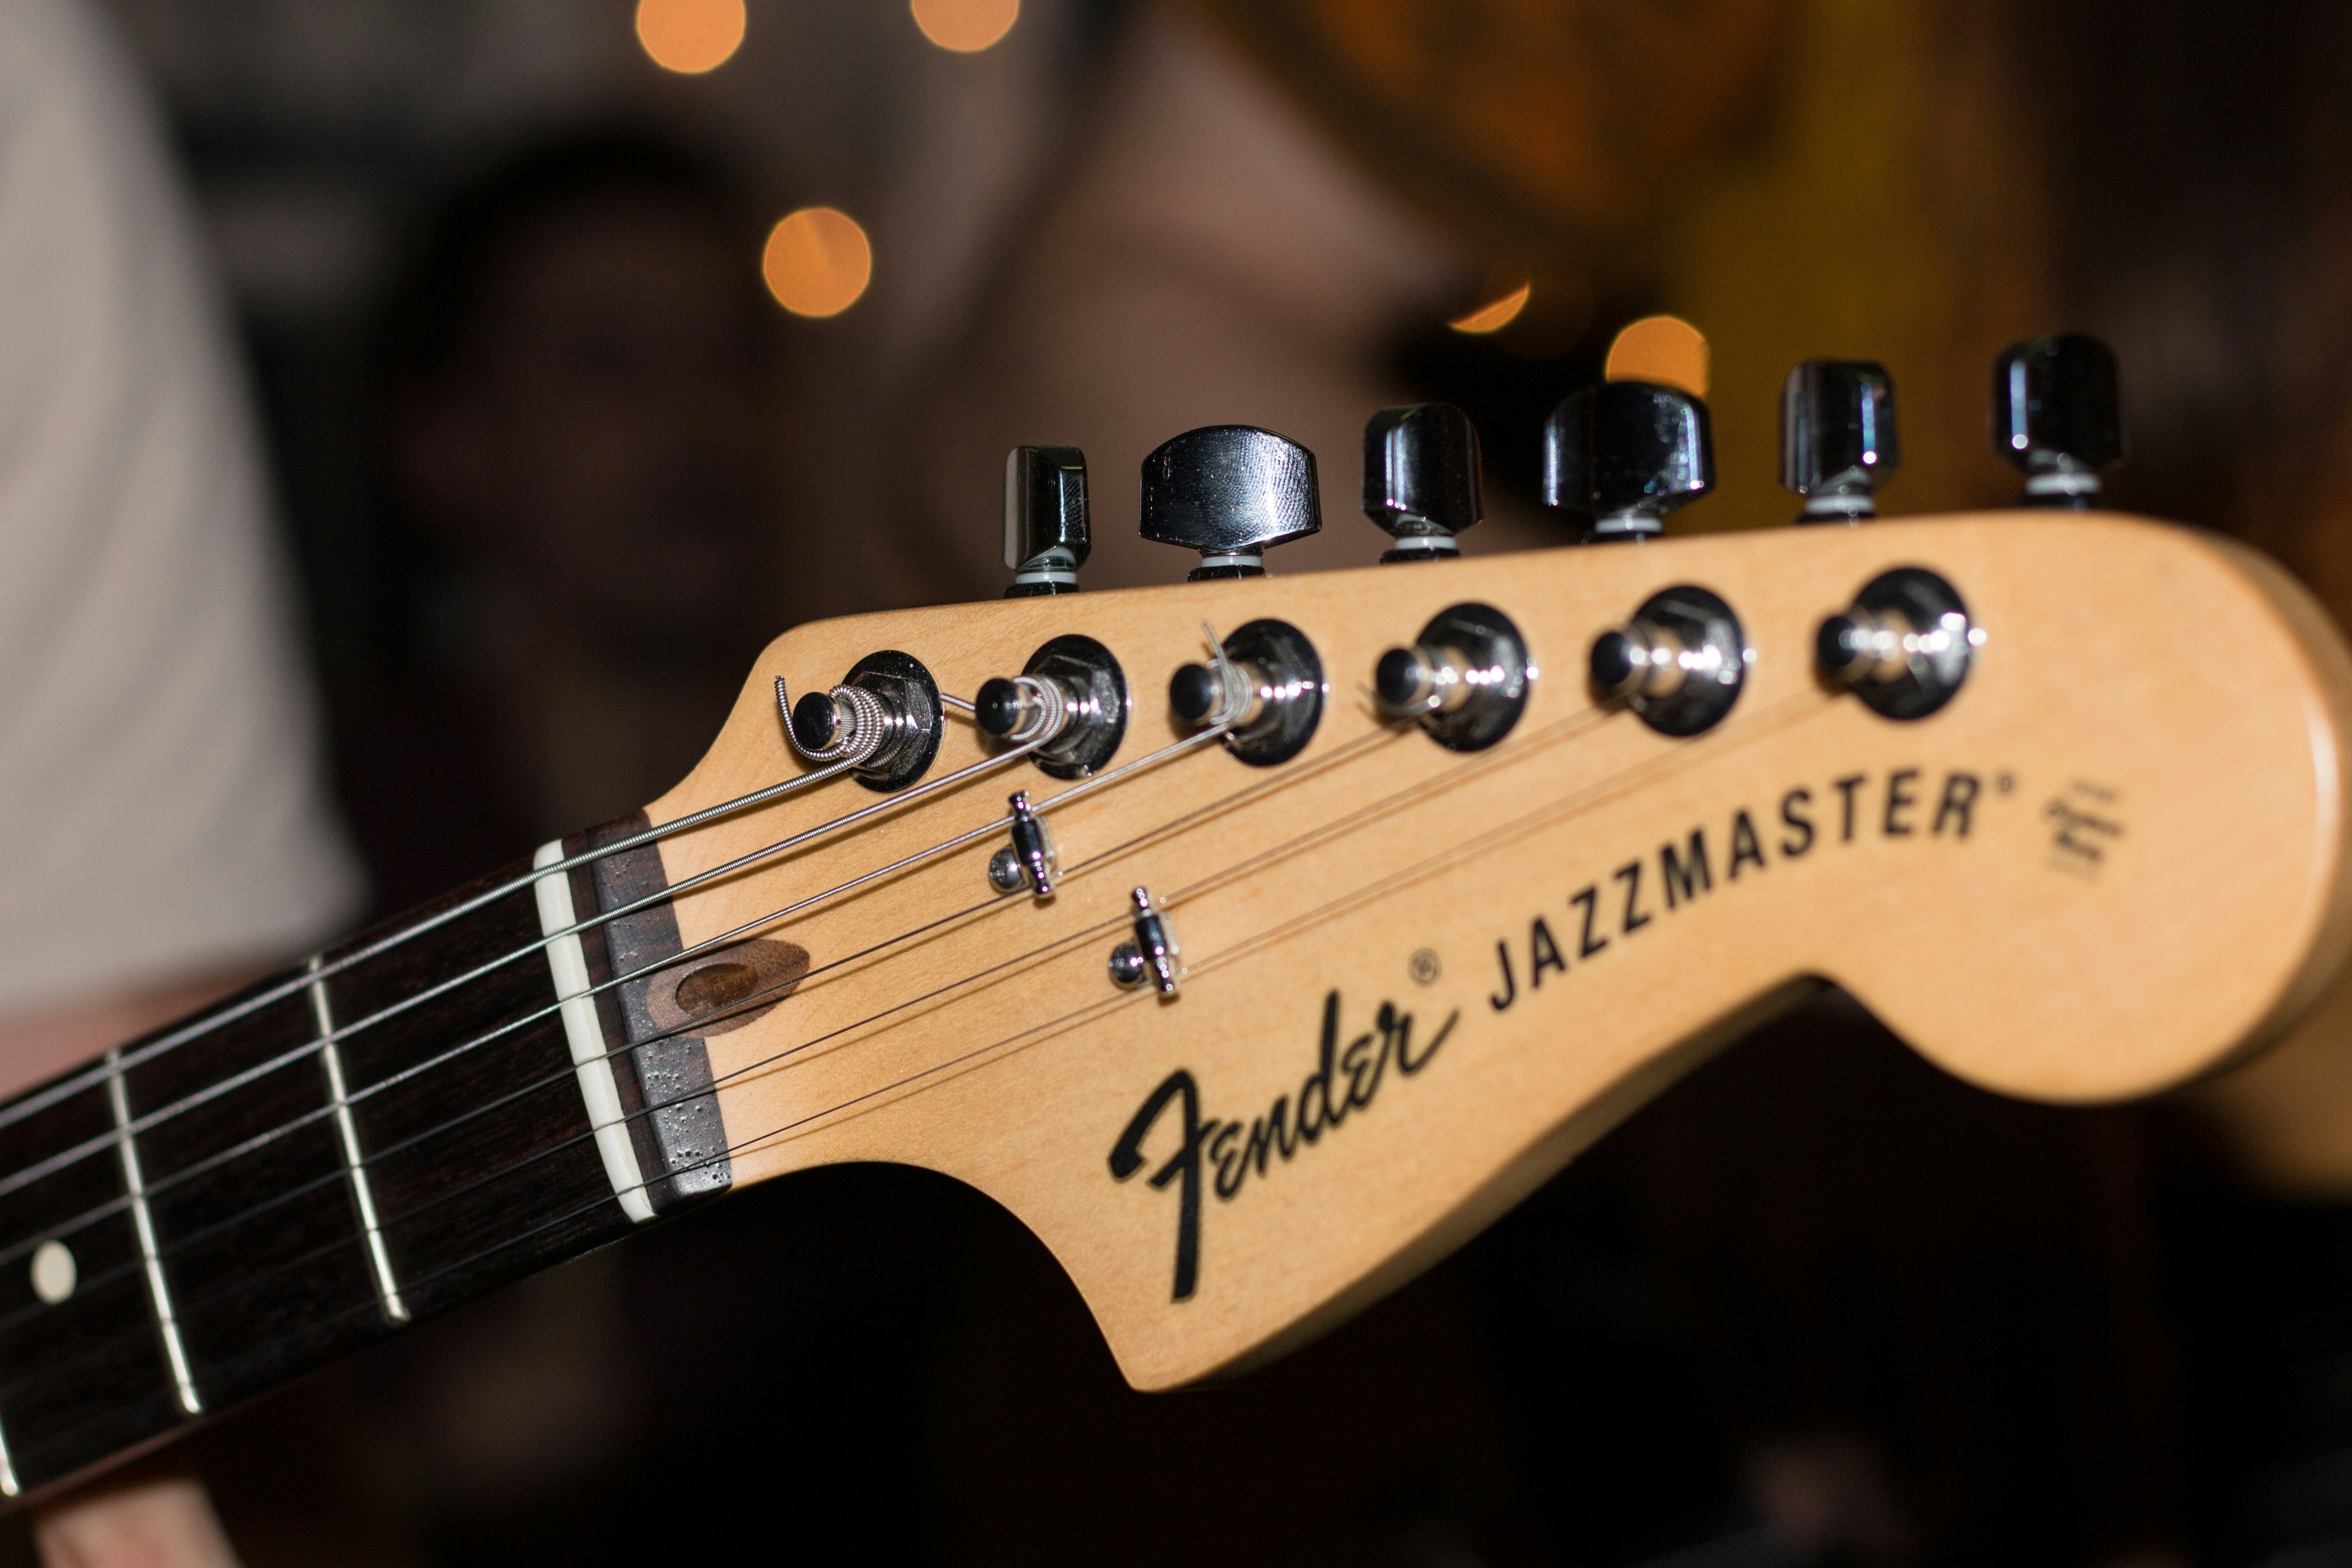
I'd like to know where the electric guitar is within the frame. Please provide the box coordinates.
[1,349,2347,1506]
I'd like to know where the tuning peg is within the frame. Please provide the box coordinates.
[1541,382,1714,541]
[1140,426,1320,580]
[1781,360,1899,523]
[1992,333,2126,507]
[1364,404,1482,562]
[1003,446,1089,597]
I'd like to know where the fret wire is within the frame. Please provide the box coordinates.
[0,694,1829,1450]
[309,958,408,1326]
[0,756,867,1141]
[0,736,1048,1210]
[104,1049,200,1415]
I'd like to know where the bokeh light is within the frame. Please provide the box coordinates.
[1448,281,1531,335]
[762,208,873,318]
[911,0,1020,53]
[1605,314,1710,397]
[636,0,745,75]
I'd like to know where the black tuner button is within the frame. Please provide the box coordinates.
[1004,446,1089,597]
[1992,333,2126,508]
[1542,381,1715,543]
[1817,568,1975,720]
[1365,404,1481,563]
[975,635,1130,778]
[1781,360,1899,523]
[1166,620,1323,765]
[1141,426,1320,580]
[1589,587,1747,736]
[1372,602,1531,750]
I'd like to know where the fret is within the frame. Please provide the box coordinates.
[0,815,707,1499]
[101,1050,198,1415]
[306,958,407,1325]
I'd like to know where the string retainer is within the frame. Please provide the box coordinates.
[1109,887,1180,996]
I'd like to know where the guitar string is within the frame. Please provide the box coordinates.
[0,714,1276,1250]
[0,687,1838,1453]
[0,691,1830,1407]
[0,717,1180,1206]
[0,753,874,1138]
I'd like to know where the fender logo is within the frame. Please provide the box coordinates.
[1108,991,1458,1303]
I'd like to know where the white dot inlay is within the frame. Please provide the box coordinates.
[30,1240,73,1305]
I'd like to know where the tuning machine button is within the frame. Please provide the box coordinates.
[1781,360,1899,522]
[1168,619,1323,766]
[1373,602,1531,750]
[1993,334,2126,507]
[776,651,943,791]
[1004,446,1088,597]
[973,634,1128,778]
[1365,404,1481,562]
[1817,568,1975,719]
[1108,887,1180,996]
[1141,426,1320,579]
[1543,382,1715,542]
[1589,588,1748,735]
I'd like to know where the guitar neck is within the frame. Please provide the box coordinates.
[0,812,709,1499]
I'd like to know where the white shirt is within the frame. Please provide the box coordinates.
[0,0,362,1011]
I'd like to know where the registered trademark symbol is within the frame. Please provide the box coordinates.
[1996,773,2015,794]
[1408,949,1441,986]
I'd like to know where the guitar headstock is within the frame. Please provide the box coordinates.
[642,508,2352,1389]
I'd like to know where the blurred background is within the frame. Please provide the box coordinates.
[20,0,2352,1562]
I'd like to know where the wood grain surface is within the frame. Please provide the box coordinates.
[643,511,2352,1390]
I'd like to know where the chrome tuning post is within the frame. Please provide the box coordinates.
[972,634,1129,778]
[775,650,943,792]
[1108,887,1180,996]
[987,790,1058,897]
[1817,568,1977,720]
[1372,602,1532,751]
[1589,587,1748,736]
[1167,619,1323,766]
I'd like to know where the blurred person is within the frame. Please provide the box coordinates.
[362,129,788,909]
[0,0,364,1563]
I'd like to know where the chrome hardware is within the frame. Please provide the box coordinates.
[1365,403,1481,562]
[1992,334,2126,509]
[975,640,1131,780]
[1589,586,1748,736]
[1781,359,1899,523]
[1818,567,1977,720]
[774,650,944,792]
[1372,602,1532,751]
[1004,445,1089,597]
[987,848,1026,894]
[994,790,1056,897]
[1109,887,1180,995]
[1166,619,1323,767]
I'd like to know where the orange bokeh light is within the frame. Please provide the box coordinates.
[636,0,745,75]
[763,208,873,318]
[1448,281,1531,335]
[1605,314,1710,397]
[911,0,1020,53]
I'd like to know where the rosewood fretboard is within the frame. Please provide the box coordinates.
[0,813,729,1499]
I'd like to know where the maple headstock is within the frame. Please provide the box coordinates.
[642,513,2352,1389]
